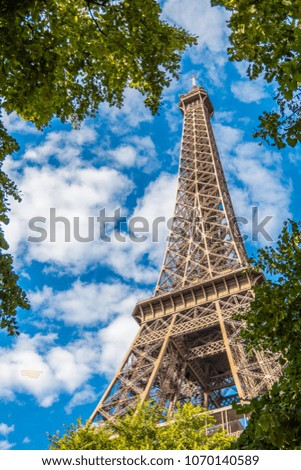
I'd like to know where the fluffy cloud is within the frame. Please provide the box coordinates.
[213,124,292,243]
[5,159,133,273]
[65,385,97,415]
[131,172,177,266]
[2,110,39,135]
[0,333,99,407]
[98,172,177,284]
[105,135,158,172]
[0,440,15,450]
[231,62,274,104]
[163,0,229,54]
[213,111,235,124]
[0,423,14,436]
[0,277,148,408]
[99,88,153,133]
[29,280,150,327]
[23,125,97,164]
[5,124,176,282]
[109,144,137,167]
[162,0,229,83]
[1,114,151,417]
[0,317,139,407]
[97,312,139,376]
[231,79,269,104]
[212,123,242,155]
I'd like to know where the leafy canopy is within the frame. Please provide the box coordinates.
[0,0,196,126]
[49,401,234,450]
[212,0,301,148]
[0,118,30,335]
[0,0,195,334]
[235,220,301,449]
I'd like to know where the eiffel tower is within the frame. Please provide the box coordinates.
[90,80,281,433]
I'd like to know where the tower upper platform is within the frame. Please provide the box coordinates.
[179,84,214,117]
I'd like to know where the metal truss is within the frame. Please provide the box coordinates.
[155,86,248,295]
[90,84,282,430]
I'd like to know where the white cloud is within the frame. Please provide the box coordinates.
[0,440,15,450]
[1,118,170,283]
[0,312,140,406]
[214,124,292,243]
[234,61,250,78]
[5,161,133,273]
[230,144,291,242]
[99,88,153,133]
[2,110,39,134]
[231,79,269,103]
[162,0,229,83]
[0,333,101,407]
[4,126,176,282]
[213,111,235,124]
[23,125,97,164]
[109,145,137,167]
[213,123,242,155]
[163,0,229,54]
[105,135,158,172]
[99,172,177,284]
[132,172,177,269]
[65,385,97,415]
[23,437,31,444]
[29,280,150,327]
[97,312,139,376]
[0,155,175,409]
[0,423,14,436]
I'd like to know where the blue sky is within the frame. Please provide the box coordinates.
[0,0,300,450]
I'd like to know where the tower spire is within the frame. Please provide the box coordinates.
[155,84,247,295]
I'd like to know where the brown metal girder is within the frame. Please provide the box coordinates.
[169,339,221,407]
[134,268,261,324]
[188,340,226,360]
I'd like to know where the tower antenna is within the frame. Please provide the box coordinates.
[191,75,197,87]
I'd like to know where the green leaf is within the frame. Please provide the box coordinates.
[48,401,234,450]
[213,0,301,148]
[0,0,197,335]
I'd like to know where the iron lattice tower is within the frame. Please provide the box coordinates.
[90,83,281,432]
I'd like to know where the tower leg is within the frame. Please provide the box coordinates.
[216,300,245,399]
[139,316,177,404]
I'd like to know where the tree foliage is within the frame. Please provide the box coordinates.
[0,0,196,125]
[49,401,234,450]
[0,0,195,334]
[0,118,30,335]
[212,0,301,148]
[235,220,301,449]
